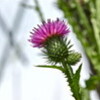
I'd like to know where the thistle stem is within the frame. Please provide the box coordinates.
[62,61,81,100]
[62,61,73,82]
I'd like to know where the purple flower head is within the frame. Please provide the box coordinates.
[29,18,70,48]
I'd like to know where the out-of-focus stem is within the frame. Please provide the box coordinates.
[34,0,44,22]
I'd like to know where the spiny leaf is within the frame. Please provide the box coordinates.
[71,64,82,99]
[36,65,65,72]
[74,64,82,81]
[72,64,82,89]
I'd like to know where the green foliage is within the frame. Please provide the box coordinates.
[81,88,90,100]
[86,75,100,90]
[57,0,100,98]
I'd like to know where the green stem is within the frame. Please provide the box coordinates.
[34,0,44,22]
[62,61,81,100]
[62,62,73,81]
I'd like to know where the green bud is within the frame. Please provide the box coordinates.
[43,36,68,63]
[67,52,81,65]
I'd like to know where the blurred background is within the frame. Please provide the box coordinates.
[0,0,99,100]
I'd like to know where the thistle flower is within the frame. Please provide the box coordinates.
[29,18,70,63]
[29,18,81,64]
[29,19,82,100]
[29,18,70,48]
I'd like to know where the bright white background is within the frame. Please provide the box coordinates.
[0,0,99,100]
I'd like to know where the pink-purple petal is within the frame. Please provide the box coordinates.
[29,18,70,48]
